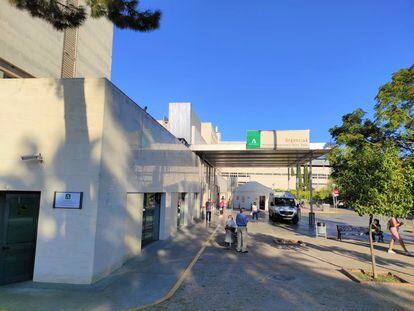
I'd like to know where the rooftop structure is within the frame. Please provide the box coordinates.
[0,1,113,79]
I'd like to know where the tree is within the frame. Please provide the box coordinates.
[303,165,309,190]
[375,65,414,156]
[290,167,295,177]
[9,0,161,31]
[329,65,414,278]
[297,166,303,192]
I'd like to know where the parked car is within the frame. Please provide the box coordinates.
[337,200,347,209]
[269,192,300,224]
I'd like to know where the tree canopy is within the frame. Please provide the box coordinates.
[9,0,161,31]
[329,65,414,218]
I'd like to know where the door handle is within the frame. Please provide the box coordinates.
[2,246,10,250]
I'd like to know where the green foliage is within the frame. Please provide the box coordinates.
[290,167,295,177]
[331,143,413,217]
[329,65,414,218]
[313,188,331,203]
[375,65,414,155]
[297,166,303,190]
[303,165,309,190]
[9,0,161,31]
[9,0,86,30]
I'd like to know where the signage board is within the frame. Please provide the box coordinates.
[260,130,276,149]
[53,192,83,209]
[276,130,310,149]
[247,130,310,150]
[246,130,261,149]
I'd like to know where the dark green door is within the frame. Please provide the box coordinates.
[142,193,161,247]
[0,192,40,285]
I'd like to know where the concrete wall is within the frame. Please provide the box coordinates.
[168,102,206,145]
[0,78,106,283]
[201,123,219,145]
[168,102,192,143]
[75,11,113,79]
[92,82,203,280]
[0,78,203,284]
[0,2,64,77]
[0,1,113,78]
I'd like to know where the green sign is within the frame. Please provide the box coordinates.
[246,130,261,149]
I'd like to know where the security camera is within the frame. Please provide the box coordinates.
[21,153,43,163]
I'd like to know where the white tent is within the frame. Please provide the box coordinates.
[231,181,273,211]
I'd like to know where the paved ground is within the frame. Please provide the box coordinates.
[0,220,218,311]
[1,209,414,311]
[149,210,414,311]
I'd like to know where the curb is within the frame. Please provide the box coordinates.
[129,223,221,310]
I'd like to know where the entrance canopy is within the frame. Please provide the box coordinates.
[190,142,330,167]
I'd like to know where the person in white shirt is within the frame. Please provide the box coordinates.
[251,202,259,220]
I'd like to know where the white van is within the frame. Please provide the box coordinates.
[268,192,300,224]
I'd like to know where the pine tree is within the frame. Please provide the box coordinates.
[9,0,161,31]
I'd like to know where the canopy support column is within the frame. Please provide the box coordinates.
[296,163,300,202]
[309,154,315,226]
[287,166,290,190]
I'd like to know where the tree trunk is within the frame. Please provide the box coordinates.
[368,218,377,279]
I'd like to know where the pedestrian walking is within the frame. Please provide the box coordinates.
[219,196,226,215]
[388,216,412,255]
[225,215,237,248]
[236,208,248,253]
[205,198,212,223]
[251,202,258,220]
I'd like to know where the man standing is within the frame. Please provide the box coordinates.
[205,198,212,223]
[236,208,248,253]
[251,201,258,220]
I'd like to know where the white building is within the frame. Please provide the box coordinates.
[231,182,273,211]
[0,1,113,79]
[221,160,331,190]
[0,78,211,285]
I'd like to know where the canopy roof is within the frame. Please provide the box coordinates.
[190,142,330,167]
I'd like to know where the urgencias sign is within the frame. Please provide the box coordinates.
[246,130,310,150]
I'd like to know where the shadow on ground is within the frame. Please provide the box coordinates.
[150,219,414,311]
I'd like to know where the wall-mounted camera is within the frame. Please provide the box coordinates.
[21,153,43,163]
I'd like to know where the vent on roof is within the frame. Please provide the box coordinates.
[61,0,80,78]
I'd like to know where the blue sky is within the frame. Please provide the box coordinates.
[111,0,414,142]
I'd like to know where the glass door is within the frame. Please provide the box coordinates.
[259,196,266,210]
[0,192,40,285]
[177,193,186,229]
[141,193,161,247]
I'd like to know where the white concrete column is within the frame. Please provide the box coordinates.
[124,193,144,258]
[159,193,169,240]
[170,193,179,236]
[195,193,201,219]
[184,193,190,226]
